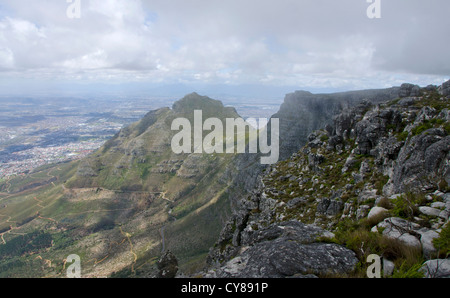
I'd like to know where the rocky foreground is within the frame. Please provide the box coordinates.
[203,81,450,278]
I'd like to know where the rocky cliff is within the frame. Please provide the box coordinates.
[205,81,450,278]
[224,86,402,212]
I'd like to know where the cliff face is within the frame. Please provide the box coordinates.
[205,81,450,278]
[272,87,400,161]
[225,87,402,211]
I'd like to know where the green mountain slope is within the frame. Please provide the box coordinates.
[0,93,249,277]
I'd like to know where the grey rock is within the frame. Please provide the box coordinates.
[377,217,422,249]
[383,258,395,277]
[210,221,358,278]
[438,80,450,97]
[389,130,450,194]
[287,197,307,209]
[354,109,402,155]
[439,210,449,220]
[399,83,421,98]
[419,206,442,217]
[420,230,439,258]
[420,259,450,278]
[317,198,343,216]
[273,88,399,160]
[431,202,446,209]
[367,207,388,220]
[398,97,418,106]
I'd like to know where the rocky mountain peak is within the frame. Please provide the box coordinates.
[172,92,239,119]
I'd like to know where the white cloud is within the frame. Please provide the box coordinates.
[0,0,448,93]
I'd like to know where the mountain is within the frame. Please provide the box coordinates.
[204,81,450,278]
[0,93,246,277]
[0,81,448,278]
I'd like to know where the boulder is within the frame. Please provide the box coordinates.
[376,217,422,249]
[383,258,395,277]
[399,83,421,98]
[367,206,388,220]
[317,198,343,216]
[419,206,442,217]
[419,230,439,258]
[438,80,450,97]
[209,221,358,278]
[420,259,450,278]
[157,250,179,278]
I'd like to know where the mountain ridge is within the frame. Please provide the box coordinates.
[0,81,449,278]
[204,81,450,278]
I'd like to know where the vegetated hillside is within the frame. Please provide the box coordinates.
[205,81,450,278]
[0,93,249,277]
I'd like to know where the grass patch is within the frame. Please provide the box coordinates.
[433,223,450,258]
[332,218,424,278]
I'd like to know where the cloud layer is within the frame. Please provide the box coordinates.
[0,0,449,92]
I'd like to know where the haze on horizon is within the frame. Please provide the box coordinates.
[0,0,449,99]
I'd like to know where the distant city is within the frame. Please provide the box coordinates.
[0,95,281,179]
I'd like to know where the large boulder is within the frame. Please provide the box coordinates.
[207,221,358,278]
[389,131,450,194]
[420,259,450,278]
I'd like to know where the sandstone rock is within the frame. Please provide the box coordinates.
[354,109,402,155]
[389,130,450,194]
[209,221,358,278]
[367,206,388,220]
[439,210,450,220]
[419,230,439,258]
[317,198,343,216]
[399,83,421,98]
[438,80,450,97]
[377,217,422,249]
[398,97,418,106]
[383,258,395,277]
[431,202,446,209]
[420,259,450,278]
[419,206,442,217]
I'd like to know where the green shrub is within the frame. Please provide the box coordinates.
[390,192,425,220]
[397,131,409,142]
[391,262,424,278]
[433,223,450,258]
[411,121,433,136]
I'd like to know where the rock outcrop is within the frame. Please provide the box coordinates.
[205,82,450,278]
[438,80,450,98]
[157,250,179,278]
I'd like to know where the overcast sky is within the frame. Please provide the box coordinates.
[0,0,449,97]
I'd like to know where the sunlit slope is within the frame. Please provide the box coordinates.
[0,93,255,277]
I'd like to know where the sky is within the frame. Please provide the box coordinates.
[0,0,449,98]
